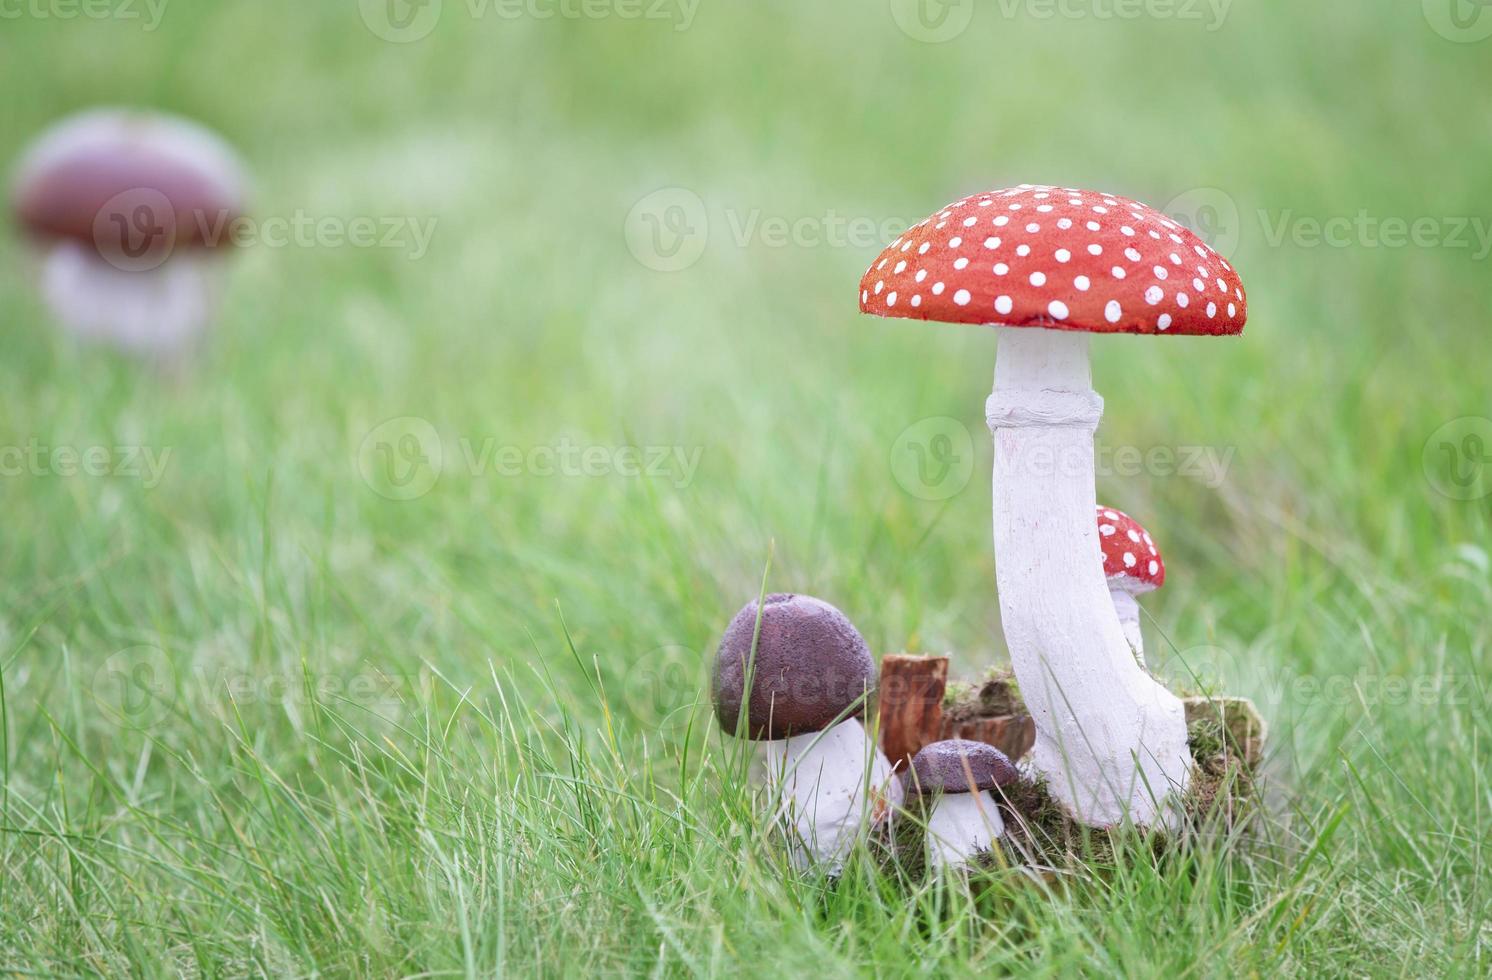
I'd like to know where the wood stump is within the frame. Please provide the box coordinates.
[877,654,948,771]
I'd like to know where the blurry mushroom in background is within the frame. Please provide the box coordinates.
[713,593,903,873]
[859,184,1247,828]
[908,739,1017,871]
[9,108,248,361]
[1098,505,1165,669]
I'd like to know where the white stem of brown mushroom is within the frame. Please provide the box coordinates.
[761,719,903,874]
[925,790,1003,871]
[1108,588,1148,670]
[986,326,1189,827]
[37,241,227,360]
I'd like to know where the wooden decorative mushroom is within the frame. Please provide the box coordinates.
[712,594,903,873]
[858,184,1247,828]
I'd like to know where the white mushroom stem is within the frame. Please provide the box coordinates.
[37,241,226,360]
[925,791,1003,871]
[986,326,1189,827]
[762,718,903,874]
[1108,587,1148,670]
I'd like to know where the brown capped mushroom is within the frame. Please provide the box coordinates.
[713,593,903,872]
[908,739,1017,870]
[10,108,248,360]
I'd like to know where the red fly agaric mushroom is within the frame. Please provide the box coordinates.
[10,108,248,360]
[1098,506,1165,669]
[908,739,1018,871]
[713,593,903,873]
[859,184,1247,827]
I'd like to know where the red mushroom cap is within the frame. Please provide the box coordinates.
[1098,506,1164,593]
[10,109,247,252]
[859,184,1245,336]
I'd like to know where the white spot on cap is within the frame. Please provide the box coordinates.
[932,282,945,295]
[1030,271,1047,286]
[954,257,969,270]
[1123,552,1137,568]
[1105,300,1122,323]
[1100,523,1116,536]
[1075,275,1091,291]
[1145,285,1163,305]
[1158,313,1172,330]
[984,237,1001,249]
[1048,300,1069,319]
[953,289,971,305]
[994,263,1009,275]
[886,291,897,307]
[1055,248,1071,262]
[995,295,1013,315]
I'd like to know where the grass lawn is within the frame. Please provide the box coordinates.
[1,0,1489,974]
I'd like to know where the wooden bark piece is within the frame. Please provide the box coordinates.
[878,654,948,771]
[941,715,1036,761]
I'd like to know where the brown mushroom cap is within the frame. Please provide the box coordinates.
[908,739,1018,794]
[10,109,247,252]
[712,593,875,740]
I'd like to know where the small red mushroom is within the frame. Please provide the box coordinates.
[1097,506,1164,668]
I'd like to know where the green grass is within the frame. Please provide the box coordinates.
[1,0,1490,973]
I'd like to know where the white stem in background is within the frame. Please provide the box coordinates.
[925,791,1003,871]
[762,719,903,874]
[39,241,225,359]
[987,326,1189,827]
[1109,588,1147,670]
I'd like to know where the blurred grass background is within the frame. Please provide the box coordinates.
[0,0,1489,974]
